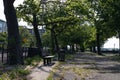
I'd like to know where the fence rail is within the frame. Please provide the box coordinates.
[0,47,28,64]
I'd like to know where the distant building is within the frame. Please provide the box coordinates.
[28,27,46,36]
[28,28,34,35]
[0,19,46,35]
[39,28,46,35]
[0,19,7,33]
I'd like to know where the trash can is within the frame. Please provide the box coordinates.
[58,49,65,61]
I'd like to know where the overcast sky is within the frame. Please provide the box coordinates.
[0,0,24,21]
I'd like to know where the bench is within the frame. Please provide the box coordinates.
[43,55,54,65]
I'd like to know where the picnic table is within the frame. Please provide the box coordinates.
[43,55,54,65]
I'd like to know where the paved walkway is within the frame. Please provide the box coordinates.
[52,52,120,80]
[26,52,120,80]
[26,62,57,80]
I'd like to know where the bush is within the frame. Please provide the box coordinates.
[0,68,30,80]
[0,73,10,80]
[24,56,41,66]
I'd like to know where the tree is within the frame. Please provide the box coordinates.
[100,0,120,54]
[87,0,114,55]
[43,0,78,54]
[16,0,43,57]
[3,0,23,65]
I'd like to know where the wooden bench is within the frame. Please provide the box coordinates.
[43,55,54,65]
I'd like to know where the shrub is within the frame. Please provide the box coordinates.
[24,56,41,66]
[0,68,30,80]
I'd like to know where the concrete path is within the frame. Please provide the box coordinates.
[27,62,57,80]
[52,52,120,80]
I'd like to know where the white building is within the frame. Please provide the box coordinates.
[0,19,7,33]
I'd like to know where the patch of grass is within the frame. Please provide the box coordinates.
[66,54,74,60]
[24,55,41,66]
[111,55,120,61]
[53,62,60,70]
[47,71,54,80]
[0,67,30,80]
[0,73,10,80]
[71,67,91,79]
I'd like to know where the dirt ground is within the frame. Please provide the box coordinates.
[51,52,120,80]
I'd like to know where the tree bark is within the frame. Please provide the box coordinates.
[96,29,102,55]
[95,20,102,55]
[53,30,60,53]
[3,0,23,65]
[50,29,55,54]
[32,14,43,57]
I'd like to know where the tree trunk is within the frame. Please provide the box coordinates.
[96,30,102,55]
[53,30,60,53]
[93,46,96,53]
[32,14,43,57]
[95,20,102,55]
[71,44,75,53]
[3,0,23,65]
[50,29,55,54]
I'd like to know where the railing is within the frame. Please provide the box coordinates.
[0,47,28,64]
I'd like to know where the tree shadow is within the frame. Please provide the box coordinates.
[37,63,55,73]
[67,52,120,74]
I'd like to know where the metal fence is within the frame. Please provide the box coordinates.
[0,47,28,64]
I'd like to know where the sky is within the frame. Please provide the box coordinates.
[103,37,119,49]
[0,0,26,25]
[0,0,119,49]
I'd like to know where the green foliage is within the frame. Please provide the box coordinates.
[100,0,120,34]
[58,24,96,50]
[16,0,41,23]
[0,32,7,44]
[0,73,10,80]
[41,31,51,47]
[15,0,119,52]
[19,26,33,47]
[24,56,41,66]
[0,68,30,80]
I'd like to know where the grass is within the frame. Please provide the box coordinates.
[47,71,54,80]
[0,55,42,80]
[0,67,30,80]
[111,55,120,61]
[47,61,66,80]
[24,55,41,66]
[65,54,74,60]
[70,67,91,79]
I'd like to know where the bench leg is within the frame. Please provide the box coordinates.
[43,58,46,65]
[47,58,51,65]
[49,58,51,64]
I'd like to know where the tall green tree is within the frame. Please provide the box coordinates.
[87,0,113,55]
[43,0,78,54]
[16,0,43,57]
[3,0,23,65]
[100,0,120,54]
